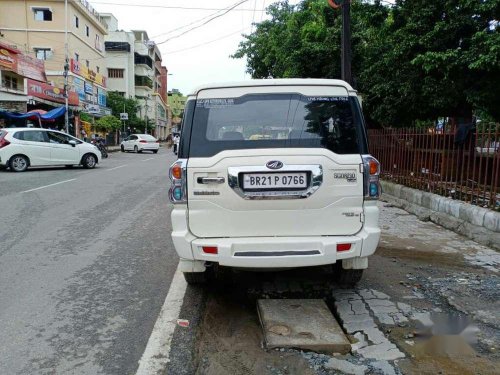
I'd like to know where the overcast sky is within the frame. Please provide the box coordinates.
[92,0,302,95]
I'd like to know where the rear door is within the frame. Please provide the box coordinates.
[186,85,368,238]
[12,130,52,165]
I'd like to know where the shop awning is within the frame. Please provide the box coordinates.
[0,106,66,121]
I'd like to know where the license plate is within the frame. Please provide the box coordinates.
[243,173,307,189]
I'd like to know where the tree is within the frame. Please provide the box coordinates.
[106,91,140,123]
[96,115,121,131]
[233,0,500,126]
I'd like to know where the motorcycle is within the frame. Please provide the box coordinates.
[91,137,108,159]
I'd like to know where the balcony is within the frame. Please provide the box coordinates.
[134,53,153,69]
[105,41,131,52]
[135,75,153,89]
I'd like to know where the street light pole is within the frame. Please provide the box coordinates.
[64,0,69,133]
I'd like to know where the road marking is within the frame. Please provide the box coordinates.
[136,263,187,375]
[108,164,127,171]
[141,158,155,162]
[21,178,77,193]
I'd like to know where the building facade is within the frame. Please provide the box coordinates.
[0,0,110,134]
[100,14,169,139]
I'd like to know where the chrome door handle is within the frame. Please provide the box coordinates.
[198,177,225,184]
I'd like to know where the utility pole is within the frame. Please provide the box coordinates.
[144,95,149,135]
[64,0,69,133]
[341,0,352,85]
[327,0,352,85]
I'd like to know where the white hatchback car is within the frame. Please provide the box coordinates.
[169,79,381,286]
[120,134,159,153]
[0,128,102,172]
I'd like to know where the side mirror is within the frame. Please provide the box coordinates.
[68,140,77,147]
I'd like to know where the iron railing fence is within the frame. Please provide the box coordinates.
[368,126,500,210]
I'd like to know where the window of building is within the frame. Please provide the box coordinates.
[74,53,79,62]
[108,68,124,78]
[33,8,52,21]
[3,75,18,90]
[85,60,90,68]
[96,66,99,73]
[74,15,79,28]
[86,25,90,37]
[34,48,52,60]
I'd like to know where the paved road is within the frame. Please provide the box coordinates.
[0,148,178,374]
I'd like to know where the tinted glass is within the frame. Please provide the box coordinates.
[140,135,156,141]
[47,131,72,144]
[13,131,46,142]
[189,94,367,157]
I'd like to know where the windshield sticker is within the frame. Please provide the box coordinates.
[197,98,235,108]
[306,96,349,102]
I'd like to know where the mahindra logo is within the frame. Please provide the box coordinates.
[266,160,283,169]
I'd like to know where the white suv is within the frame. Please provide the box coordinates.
[169,79,381,286]
[0,128,101,172]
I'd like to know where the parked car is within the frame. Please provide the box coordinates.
[168,79,381,286]
[120,134,159,153]
[0,128,102,172]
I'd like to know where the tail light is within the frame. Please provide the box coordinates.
[156,140,160,143]
[139,140,148,143]
[169,159,187,203]
[362,155,380,200]
[0,131,9,149]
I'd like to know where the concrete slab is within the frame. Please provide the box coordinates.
[257,299,351,354]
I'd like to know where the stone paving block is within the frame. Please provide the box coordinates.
[341,313,374,324]
[332,291,361,301]
[391,313,409,324]
[372,290,390,299]
[324,358,368,375]
[364,299,394,307]
[335,304,354,317]
[258,299,351,354]
[363,327,388,345]
[350,300,370,315]
[369,305,400,314]
[351,332,369,351]
[358,289,375,299]
[411,312,433,327]
[371,360,397,375]
[397,302,413,314]
[357,342,405,361]
[343,320,377,334]
[374,313,395,325]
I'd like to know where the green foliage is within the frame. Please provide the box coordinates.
[79,112,92,123]
[106,91,140,123]
[95,115,121,131]
[234,0,500,126]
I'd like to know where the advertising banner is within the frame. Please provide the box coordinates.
[0,42,47,82]
[73,77,86,101]
[27,79,79,106]
[70,58,106,87]
[84,81,93,95]
[97,87,106,107]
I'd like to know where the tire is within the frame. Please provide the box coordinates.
[9,155,29,172]
[183,272,208,285]
[81,154,97,169]
[153,150,158,154]
[120,145,125,152]
[100,148,108,159]
[332,262,363,287]
[134,145,138,153]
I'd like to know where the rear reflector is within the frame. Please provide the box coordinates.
[202,246,218,254]
[336,243,352,252]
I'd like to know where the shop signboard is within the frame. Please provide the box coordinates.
[0,42,47,82]
[27,79,79,106]
[70,58,106,87]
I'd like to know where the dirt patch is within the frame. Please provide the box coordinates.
[195,290,315,375]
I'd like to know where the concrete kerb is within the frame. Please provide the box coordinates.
[380,180,500,251]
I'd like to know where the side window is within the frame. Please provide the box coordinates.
[13,132,25,140]
[47,131,71,144]
[24,131,47,142]
[130,135,137,141]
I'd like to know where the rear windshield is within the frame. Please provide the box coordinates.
[187,94,368,157]
[140,135,156,141]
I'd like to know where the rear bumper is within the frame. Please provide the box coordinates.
[170,203,380,270]
[139,144,160,150]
